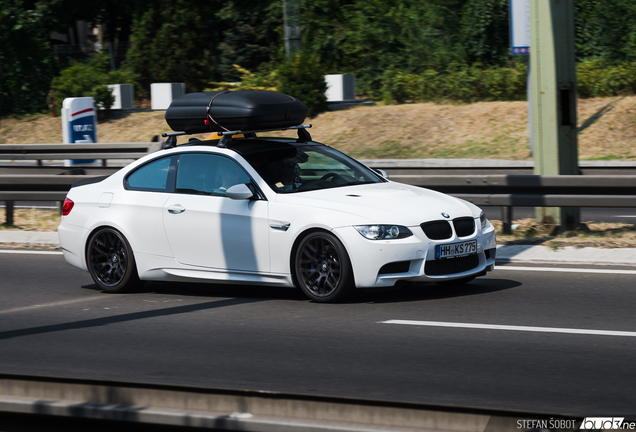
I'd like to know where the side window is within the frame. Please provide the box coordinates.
[126,156,175,191]
[176,153,250,196]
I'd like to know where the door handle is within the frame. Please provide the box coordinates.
[167,205,186,214]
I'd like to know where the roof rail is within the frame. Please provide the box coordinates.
[216,124,313,148]
[161,124,313,149]
[161,131,186,149]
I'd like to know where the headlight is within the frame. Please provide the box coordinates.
[354,225,413,240]
[480,211,487,228]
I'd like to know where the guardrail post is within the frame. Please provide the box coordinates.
[5,201,14,226]
[502,206,512,235]
[530,0,580,230]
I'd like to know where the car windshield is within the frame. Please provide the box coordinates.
[240,143,384,193]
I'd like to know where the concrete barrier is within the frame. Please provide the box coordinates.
[0,374,555,432]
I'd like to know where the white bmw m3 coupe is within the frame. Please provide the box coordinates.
[58,133,496,302]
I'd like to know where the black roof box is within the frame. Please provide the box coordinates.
[165,90,308,134]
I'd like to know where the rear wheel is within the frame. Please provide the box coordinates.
[86,227,141,293]
[294,231,353,302]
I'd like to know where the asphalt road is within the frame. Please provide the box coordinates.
[1,251,635,416]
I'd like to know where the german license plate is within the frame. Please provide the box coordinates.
[436,240,477,259]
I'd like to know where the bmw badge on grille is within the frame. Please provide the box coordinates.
[441,212,450,218]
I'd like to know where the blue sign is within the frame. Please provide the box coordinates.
[62,98,98,166]
[69,113,97,143]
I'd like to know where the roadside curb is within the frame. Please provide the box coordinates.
[496,244,636,267]
[0,231,60,248]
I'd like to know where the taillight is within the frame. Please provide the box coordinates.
[62,198,74,216]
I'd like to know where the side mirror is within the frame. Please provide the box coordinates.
[226,183,254,200]
[374,169,389,179]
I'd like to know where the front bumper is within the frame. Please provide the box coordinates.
[333,222,497,288]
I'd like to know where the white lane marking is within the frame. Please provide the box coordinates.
[495,265,636,275]
[380,320,636,337]
[0,250,63,255]
[0,297,106,315]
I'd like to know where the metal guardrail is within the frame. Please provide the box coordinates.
[362,159,636,176]
[3,172,636,231]
[389,174,636,205]
[2,149,636,231]
[0,143,161,225]
[386,174,636,232]
[0,373,576,432]
[0,142,162,167]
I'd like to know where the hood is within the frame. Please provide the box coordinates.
[275,181,476,226]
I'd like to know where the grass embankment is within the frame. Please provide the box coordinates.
[1,96,636,247]
[2,96,636,160]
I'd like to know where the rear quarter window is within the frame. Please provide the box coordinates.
[125,156,176,192]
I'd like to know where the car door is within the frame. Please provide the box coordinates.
[162,152,270,273]
[123,155,177,257]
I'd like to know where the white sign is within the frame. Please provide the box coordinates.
[151,83,185,110]
[510,0,530,54]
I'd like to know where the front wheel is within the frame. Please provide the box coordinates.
[86,227,142,293]
[294,231,353,302]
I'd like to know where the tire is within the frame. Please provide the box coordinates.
[435,276,476,287]
[294,231,354,303]
[86,227,142,293]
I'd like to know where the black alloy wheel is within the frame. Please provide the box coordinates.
[87,228,141,293]
[294,231,353,302]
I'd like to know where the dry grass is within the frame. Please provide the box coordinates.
[493,218,636,249]
[0,111,174,144]
[0,208,61,231]
[576,96,636,160]
[3,96,636,160]
[309,101,531,160]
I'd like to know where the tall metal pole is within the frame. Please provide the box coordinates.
[283,0,301,59]
[530,0,579,230]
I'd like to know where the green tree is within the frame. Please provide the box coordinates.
[39,0,154,68]
[51,53,138,114]
[574,0,636,62]
[300,0,356,74]
[0,0,56,117]
[335,0,468,97]
[216,0,282,82]
[278,51,328,118]
[461,0,511,65]
[125,0,222,93]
